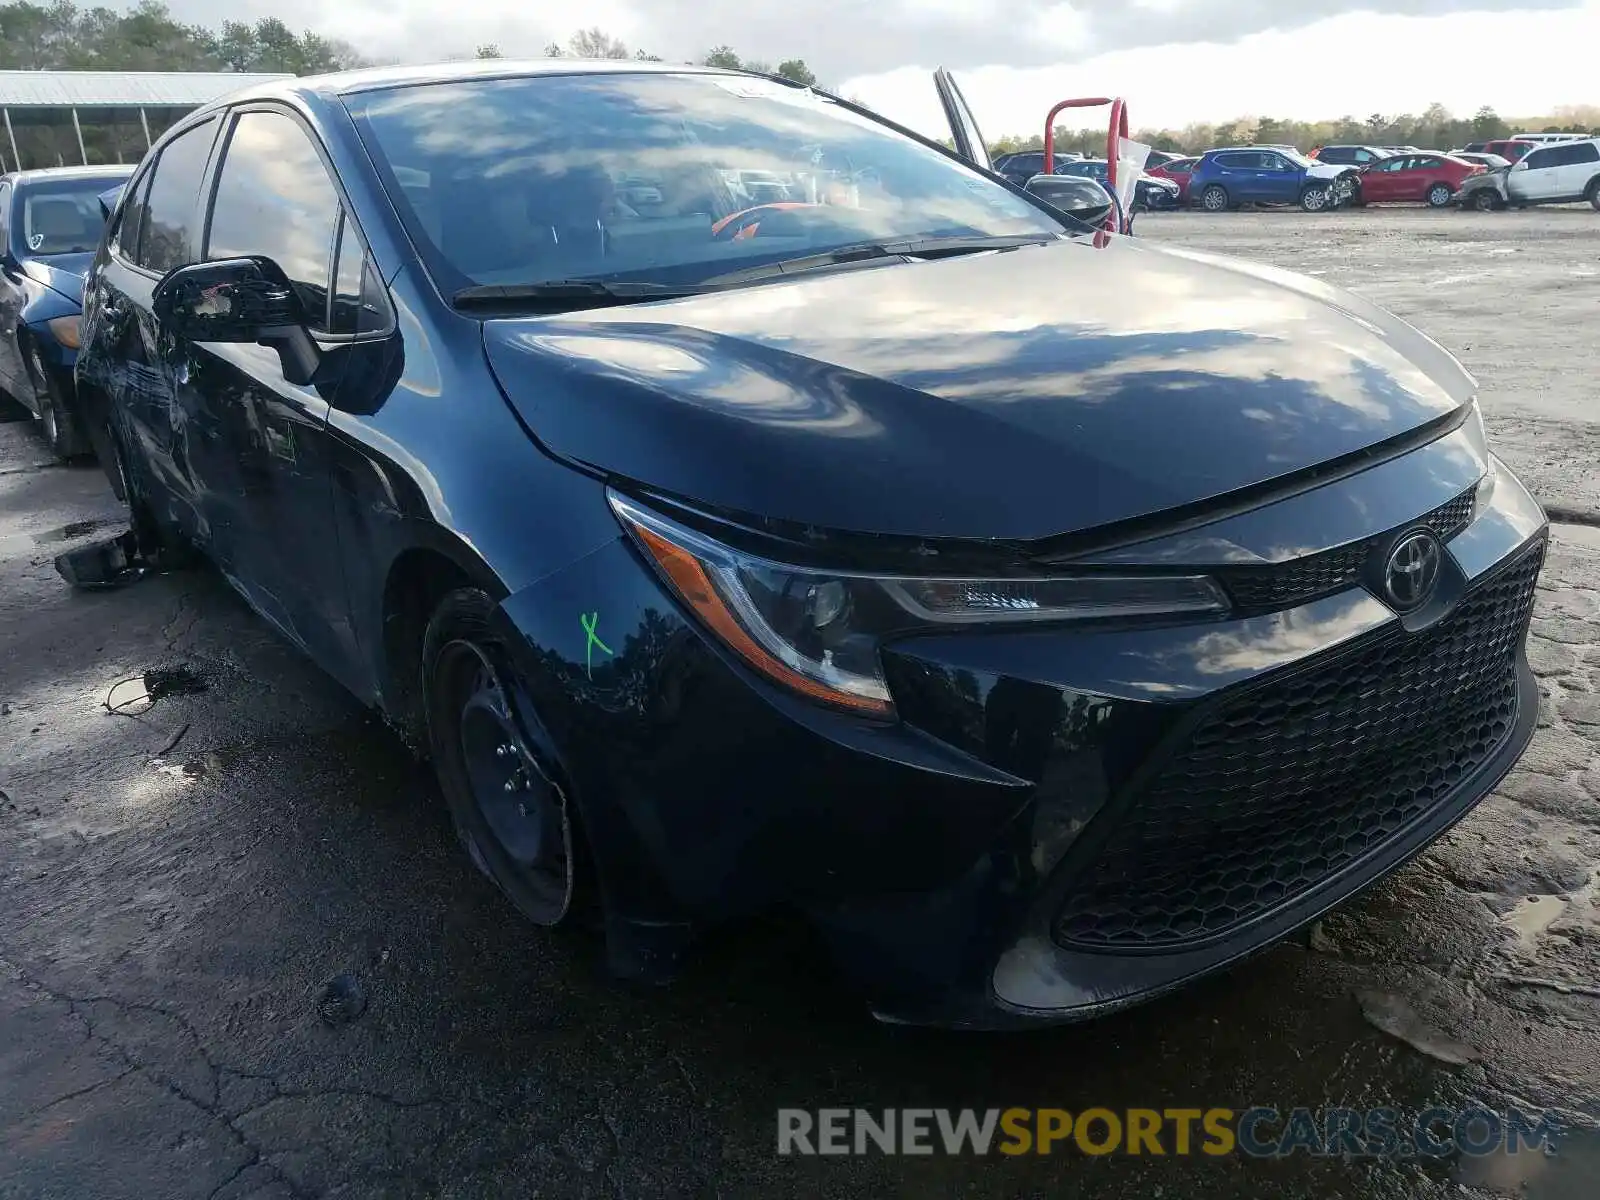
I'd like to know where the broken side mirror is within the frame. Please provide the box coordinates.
[152,256,320,386]
[97,185,123,222]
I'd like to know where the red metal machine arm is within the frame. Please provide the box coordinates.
[1043,97,1130,235]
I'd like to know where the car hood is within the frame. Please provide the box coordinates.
[22,253,92,304]
[482,237,1474,542]
[1305,162,1351,180]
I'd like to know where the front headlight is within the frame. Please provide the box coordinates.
[609,492,1229,717]
[46,315,81,350]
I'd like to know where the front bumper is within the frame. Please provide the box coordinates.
[493,434,1547,1027]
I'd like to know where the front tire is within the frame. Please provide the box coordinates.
[424,588,587,928]
[1470,189,1502,212]
[1199,184,1229,212]
[1587,179,1600,212]
[1299,184,1331,213]
[28,347,88,461]
[1426,183,1454,208]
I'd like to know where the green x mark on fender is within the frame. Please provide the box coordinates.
[580,611,613,680]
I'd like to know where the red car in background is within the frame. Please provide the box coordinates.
[1356,152,1485,206]
[1462,139,1537,163]
[1145,156,1197,203]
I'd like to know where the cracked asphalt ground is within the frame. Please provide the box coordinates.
[2,208,1598,1199]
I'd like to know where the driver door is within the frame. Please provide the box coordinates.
[932,68,994,173]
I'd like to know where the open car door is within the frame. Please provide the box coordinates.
[932,68,993,173]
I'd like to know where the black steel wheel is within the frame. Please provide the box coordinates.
[424,588,582,927]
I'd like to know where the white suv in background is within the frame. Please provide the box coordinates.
[1505,137,1600,210]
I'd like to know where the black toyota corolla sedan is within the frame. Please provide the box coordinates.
[75,61,1547,1029]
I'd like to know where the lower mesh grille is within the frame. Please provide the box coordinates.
[1053,539,1543,951]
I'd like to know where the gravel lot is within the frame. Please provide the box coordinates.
[2,207,1598,1199]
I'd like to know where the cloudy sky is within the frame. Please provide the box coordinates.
[167,0,1600,136]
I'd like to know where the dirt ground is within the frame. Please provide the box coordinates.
[2,207,1598,1199]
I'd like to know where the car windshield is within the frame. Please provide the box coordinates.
[20,178,121,255]
[1275,148,1314,168]
[345,71,1065,293]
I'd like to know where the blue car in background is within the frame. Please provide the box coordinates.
[1188,147,1356,213]
[0,164,133,458]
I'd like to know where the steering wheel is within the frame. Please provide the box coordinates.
[711,202,820,241]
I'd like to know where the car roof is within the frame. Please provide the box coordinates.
[211,57,751,109]
[6,164,134,185]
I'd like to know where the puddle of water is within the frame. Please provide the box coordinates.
[32,519,112,545]
[0,518,121,556]
[105,665,209,716]
[1454,1124,1600,1200]
[1505,895,1569,953]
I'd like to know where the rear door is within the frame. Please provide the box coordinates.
[932,68,993,172]
[1555,141,1600,199]
[1209,151,1256,199]
[1397,155,1438,201]
[92,116,223,537]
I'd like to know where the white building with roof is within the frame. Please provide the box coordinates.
[0,70,290,170]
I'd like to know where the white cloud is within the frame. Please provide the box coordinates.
[841,4,1600,136]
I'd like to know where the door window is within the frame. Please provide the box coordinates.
[1520,147,1557,171]
[137,117,219,274]
[328,212,390,336]
[0,182,11,247]
[112,163,153,260]
[206,110,341,331]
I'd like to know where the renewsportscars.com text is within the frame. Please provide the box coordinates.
[776,1106,1566,1158]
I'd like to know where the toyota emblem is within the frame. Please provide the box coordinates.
[1383,529,1443,612]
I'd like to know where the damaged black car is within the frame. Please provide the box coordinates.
[74,62,1547,1028]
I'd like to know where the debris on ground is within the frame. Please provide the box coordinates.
[1357,989,1478,1065]
[316,972,369,1026]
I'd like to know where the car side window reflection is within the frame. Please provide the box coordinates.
[138,117,218,275]
[114,164,154,262]
[206,110,340,332]
[329,211,389,337]
[0,183,11,245]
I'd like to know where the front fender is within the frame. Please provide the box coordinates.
[21,287,82,370]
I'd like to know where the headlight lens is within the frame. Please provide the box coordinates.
[609,493,1229,717]
[46,315,81,350]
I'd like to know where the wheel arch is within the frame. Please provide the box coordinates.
[378,532,509,748]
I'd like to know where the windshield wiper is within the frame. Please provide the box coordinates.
[702,234,1060,287]
[451,280,708,309]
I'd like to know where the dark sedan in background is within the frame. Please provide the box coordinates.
[75,60,1546,1029]
[1055,157,1182,212]
[0,164,133,457]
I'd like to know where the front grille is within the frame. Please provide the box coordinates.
[1219,486,1477,614]
[1053,539,1543,951]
